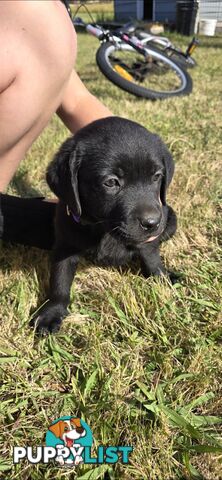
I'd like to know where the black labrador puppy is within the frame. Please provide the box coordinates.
[32,117,177,333]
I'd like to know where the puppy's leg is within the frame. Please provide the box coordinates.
[139,243,178,284]
[139,243,166,277]
[31,249,79,334]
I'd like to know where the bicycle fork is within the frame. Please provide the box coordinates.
[185,37,199,57]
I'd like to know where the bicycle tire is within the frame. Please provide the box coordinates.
[168,52,197,69]
[96,42,193,100]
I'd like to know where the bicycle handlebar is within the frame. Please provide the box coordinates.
[73,17,136,36]
[73,17,143,46]
[73,17,104,38]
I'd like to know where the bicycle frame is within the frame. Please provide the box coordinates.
[139,32,172,49]
[74,17,197,64]
[138,31,199,60]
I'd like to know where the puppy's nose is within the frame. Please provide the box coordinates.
[76,426,84,434]
[139,215,160,231]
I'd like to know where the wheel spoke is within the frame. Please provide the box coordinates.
[107,46,186,94]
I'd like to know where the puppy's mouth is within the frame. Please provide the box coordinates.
[114,226,162,245]
[141,229,164,244]
[65,437,74,448]
[138,223,164,244]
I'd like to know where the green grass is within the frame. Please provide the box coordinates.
[0,29,222,480]
[71,1,114,23]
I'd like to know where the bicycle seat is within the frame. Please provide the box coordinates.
[116,22,137,34]
[73,17,85,26]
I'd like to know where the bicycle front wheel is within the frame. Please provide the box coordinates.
[96,42,192,100]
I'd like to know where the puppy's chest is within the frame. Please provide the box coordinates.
[85,233,134,267]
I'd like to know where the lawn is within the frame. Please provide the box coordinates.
[0,20,222,480]
[71,1,114,23]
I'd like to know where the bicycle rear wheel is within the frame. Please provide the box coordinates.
[96,42,192,100]
[166,50,197,69]
[139,36,197,69]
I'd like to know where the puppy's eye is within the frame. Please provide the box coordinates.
[153,171,163,182]
[103,177,120,188]
[64,426,69,432]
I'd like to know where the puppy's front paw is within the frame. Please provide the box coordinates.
[148,268,182,285]
[166,270,183,285]
[30,302,68,334]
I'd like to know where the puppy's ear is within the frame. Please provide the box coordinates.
[160,143,174,205]
[48,421,63,439]
[69,151,82,217]
[46,141,82,217]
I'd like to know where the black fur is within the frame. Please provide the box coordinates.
[31,117,177,333]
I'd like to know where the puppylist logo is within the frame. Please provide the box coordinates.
[13,416,133,466]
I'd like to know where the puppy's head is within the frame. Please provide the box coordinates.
[49,418,85,446]
[47,117,174,245]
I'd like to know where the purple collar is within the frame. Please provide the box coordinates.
[66,205,80,223]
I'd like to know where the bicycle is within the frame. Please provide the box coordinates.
[73,17,195,100]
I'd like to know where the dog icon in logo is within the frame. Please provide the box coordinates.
[46,416,93,466]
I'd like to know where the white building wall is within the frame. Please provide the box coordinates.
[199,1,222,20]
